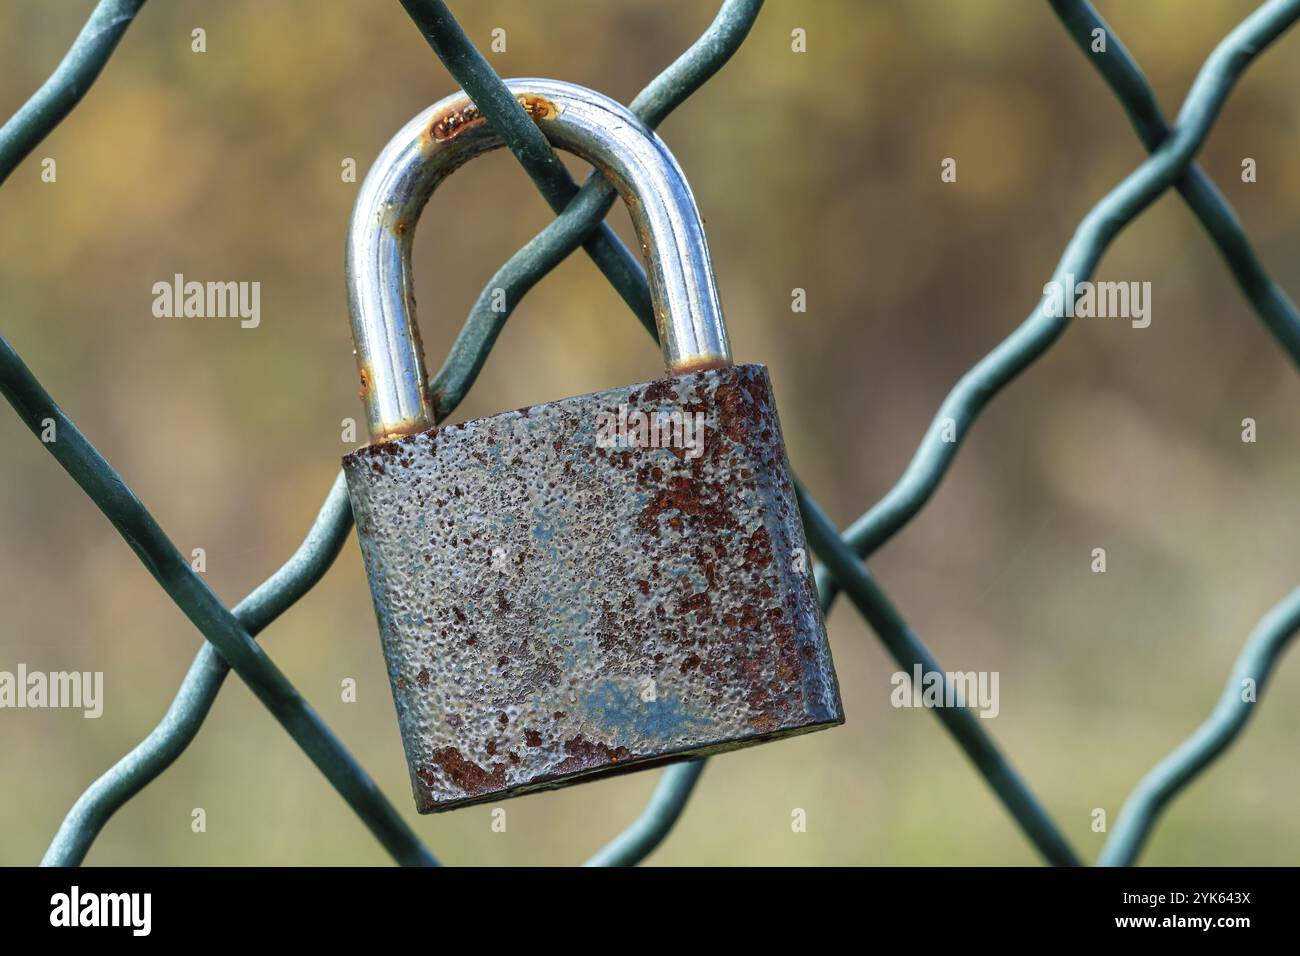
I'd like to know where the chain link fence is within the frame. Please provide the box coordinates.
[2,0,1298,866]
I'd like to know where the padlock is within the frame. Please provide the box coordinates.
[343,78,843,812]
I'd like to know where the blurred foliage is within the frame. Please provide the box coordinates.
[1,0,1298,865]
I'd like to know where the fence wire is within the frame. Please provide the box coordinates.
[0,0,1296,867]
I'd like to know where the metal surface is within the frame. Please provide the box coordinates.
[344,364,842,811]
[347,78,731,442]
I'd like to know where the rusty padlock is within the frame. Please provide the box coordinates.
[343,78,843,812]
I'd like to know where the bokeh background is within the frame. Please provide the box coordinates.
[2,0,1299,866]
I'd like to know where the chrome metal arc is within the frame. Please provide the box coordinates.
[346,77,732,442]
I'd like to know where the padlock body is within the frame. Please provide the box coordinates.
[343,364,843,812]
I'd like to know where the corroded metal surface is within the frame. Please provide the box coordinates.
[344,364,842,812]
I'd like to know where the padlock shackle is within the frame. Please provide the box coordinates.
[346,78,732,442]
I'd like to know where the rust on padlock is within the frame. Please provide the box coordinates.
[426,93,561,145]
[343,364,843,812]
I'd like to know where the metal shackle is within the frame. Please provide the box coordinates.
[346,77,732,443]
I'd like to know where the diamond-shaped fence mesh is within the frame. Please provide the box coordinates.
[2,0,1298,867]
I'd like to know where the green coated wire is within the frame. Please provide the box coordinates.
[0,0,436,868]
[797,486,1082,866]
[1099,586,1300,865]
[398,0,656,337]
[583,761,707,867]
[0,0,146,186]
[815,0,1300,589]
[1047,0,1300,367]
[807,0,1300,863]
[429,0,764,416]
[1048,0,1300,868]
[41,473,355,865]
[0,335,436,867]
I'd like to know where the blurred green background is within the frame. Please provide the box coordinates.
[2,0,1298,866]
